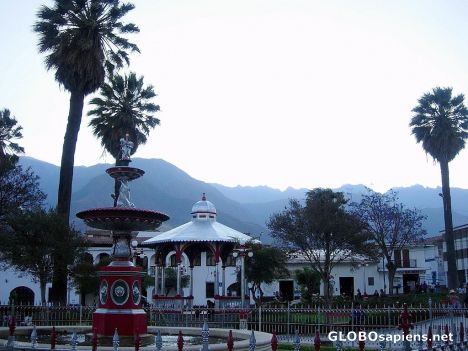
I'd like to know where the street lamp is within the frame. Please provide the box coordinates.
[232,245,253,308]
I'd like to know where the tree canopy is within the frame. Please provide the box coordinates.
[294,267,321,303]
[34,0,140,95]
[0,163,46,221]
[244,242,289,305]
[268,188,375,299]
[0,109,24,165]
[88,72,160,160]
[410,87,468,163]
[0,209,85,303]
[350,188,426,294]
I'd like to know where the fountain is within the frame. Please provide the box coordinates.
[0,135,275,350]
[76,135,169,337]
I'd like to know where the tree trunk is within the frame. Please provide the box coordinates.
[40,280,47,305]
[387,261,396,296]
[52,90,85,304]
[440,159,459,289]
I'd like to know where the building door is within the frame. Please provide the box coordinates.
[279,280,294,301]
[9,287,34,305]
[339,277,354,297]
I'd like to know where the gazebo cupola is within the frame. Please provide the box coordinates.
[191,193,217,221]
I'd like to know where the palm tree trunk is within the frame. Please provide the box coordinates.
[52,90,85,304]
[57,90,85,220]
[440,159,459,289]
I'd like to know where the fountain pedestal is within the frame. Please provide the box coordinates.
[93,264,146,336]
[77,162,169,337]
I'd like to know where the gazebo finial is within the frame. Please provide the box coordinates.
[202,192,206,201]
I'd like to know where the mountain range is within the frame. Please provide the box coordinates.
[18,157,468,242]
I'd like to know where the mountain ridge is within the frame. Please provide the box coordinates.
[18,157,468,239]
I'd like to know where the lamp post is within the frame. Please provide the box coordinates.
[232,245,253,308]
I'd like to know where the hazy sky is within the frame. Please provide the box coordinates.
[2,0,468,192]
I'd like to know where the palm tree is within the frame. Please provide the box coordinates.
[0,109,24,165]
[88,72,160,206]
[410,87,468,289]
[34,0,139,304]
[34,0,139,221]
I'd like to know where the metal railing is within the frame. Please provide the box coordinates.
[1,302,466,336]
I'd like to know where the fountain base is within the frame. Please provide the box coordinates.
[93,309,147,336]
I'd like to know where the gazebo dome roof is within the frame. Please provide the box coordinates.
[142,194,257,245]
[191,193,217,215]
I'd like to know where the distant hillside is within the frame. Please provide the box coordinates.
[212,182,468,236]
[19,157,468,239]
[211,183,308,204]
[19,157,268,241]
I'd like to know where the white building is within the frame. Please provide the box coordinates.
[0,196,445,305]
[433,224,468,287]
[261,244,440,300]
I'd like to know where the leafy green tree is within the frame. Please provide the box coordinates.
[268,188,375,300]
[244,243,289,306]
[350,189,426,295]
[0,209,85,303]
[34,0,139,303]
[295,267,321,303]
[0,109,24,166]
[0,112,44,220]
[88,72,160,161]
[0,164,46,221]
[410,87,468,289]
[70,254,111,304]
[88,72,160,206]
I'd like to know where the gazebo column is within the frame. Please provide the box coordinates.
[214,244,221,297]
[176,263,181,295]
[154,264,159,296]
[189,266,194,297]
[175,244,182,296]
[222,265,226,296]
[161,263,166,295]
[215,262,219,296]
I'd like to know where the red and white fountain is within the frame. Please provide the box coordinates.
[77,135,169,337]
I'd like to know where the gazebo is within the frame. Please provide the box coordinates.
[143,194,256,309]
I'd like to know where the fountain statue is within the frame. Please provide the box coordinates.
[77,136,169,337]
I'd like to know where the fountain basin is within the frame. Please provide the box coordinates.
[76,208,170,231]
[0,326,273,351]
[106,167,145,181]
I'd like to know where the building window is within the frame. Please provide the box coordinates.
[206,282,215,298]
[368,277,374,286]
